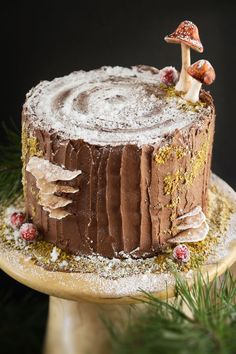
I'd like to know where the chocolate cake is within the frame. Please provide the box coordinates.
[22,63,215,258]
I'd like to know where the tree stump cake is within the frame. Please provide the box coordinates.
[4,19,236,354]
[22,65,215,258]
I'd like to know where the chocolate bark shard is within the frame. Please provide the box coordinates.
[43,207,71,220]
[39,192,72,209]
[37,178,79,195]
[26,156,81,220]
[168,206,209,244]
[175,206,206,231]
[26,156,81,182]
[168,220,209,243]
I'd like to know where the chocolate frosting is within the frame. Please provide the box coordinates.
[22,66,215,258]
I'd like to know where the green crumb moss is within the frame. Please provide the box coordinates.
[30,187,38,198]
[159,83,207,113]
[159,84,179,98]
[164,170,184,195]
[162,136,211,232]
[184,138,210,186]
[22,127,43,162]
[31,205,36,218]
[163,136,210,195]
[21,125,43,196]
[208,185,235,235]
[166,197,180,209]
[154,145,187,165]
[177,100,207,113]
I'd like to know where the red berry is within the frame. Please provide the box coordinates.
[20,223,38,241]
[159,66,179,86]
[173,244,190,263]
[10,212,26,228]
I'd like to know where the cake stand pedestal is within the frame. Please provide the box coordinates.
[1,175,236,354]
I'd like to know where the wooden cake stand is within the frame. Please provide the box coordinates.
[1,174,236,354]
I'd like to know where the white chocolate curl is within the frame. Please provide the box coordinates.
[26,157,81,219]
[168,206,209,243]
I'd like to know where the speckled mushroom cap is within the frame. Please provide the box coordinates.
[165,20,204,53]
[187,60,216,85]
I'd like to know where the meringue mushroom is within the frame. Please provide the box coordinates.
[184,60,216,103]
[165,20,203,92]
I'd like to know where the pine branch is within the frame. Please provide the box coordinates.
[110,270,236,354]
[0,119,22,206]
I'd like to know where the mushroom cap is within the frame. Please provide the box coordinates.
[187,60,216,85]
[165,20,203,53]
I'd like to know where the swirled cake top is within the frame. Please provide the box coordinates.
[24,66,212,146]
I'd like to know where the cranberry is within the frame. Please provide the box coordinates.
[173,244,190,263]
[10,212,26,228]
[20,223,38,241]
[159,66,179,86]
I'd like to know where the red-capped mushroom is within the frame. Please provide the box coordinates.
[184,60,216,103]
[165,20,203,92]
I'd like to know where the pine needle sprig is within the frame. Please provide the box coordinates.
[0,119,22,206]
[110,270,236,354]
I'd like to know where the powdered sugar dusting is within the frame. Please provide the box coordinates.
[51,246,60,262]
[0,175,236,299]
[24,66,211,146]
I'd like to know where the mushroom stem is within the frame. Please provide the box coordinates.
[184,78,202,103]
[175,44,191,92]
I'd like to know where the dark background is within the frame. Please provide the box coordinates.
[1,1,236,353]
[2,1,236,188]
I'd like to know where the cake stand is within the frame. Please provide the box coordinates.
[1,174,236,354]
